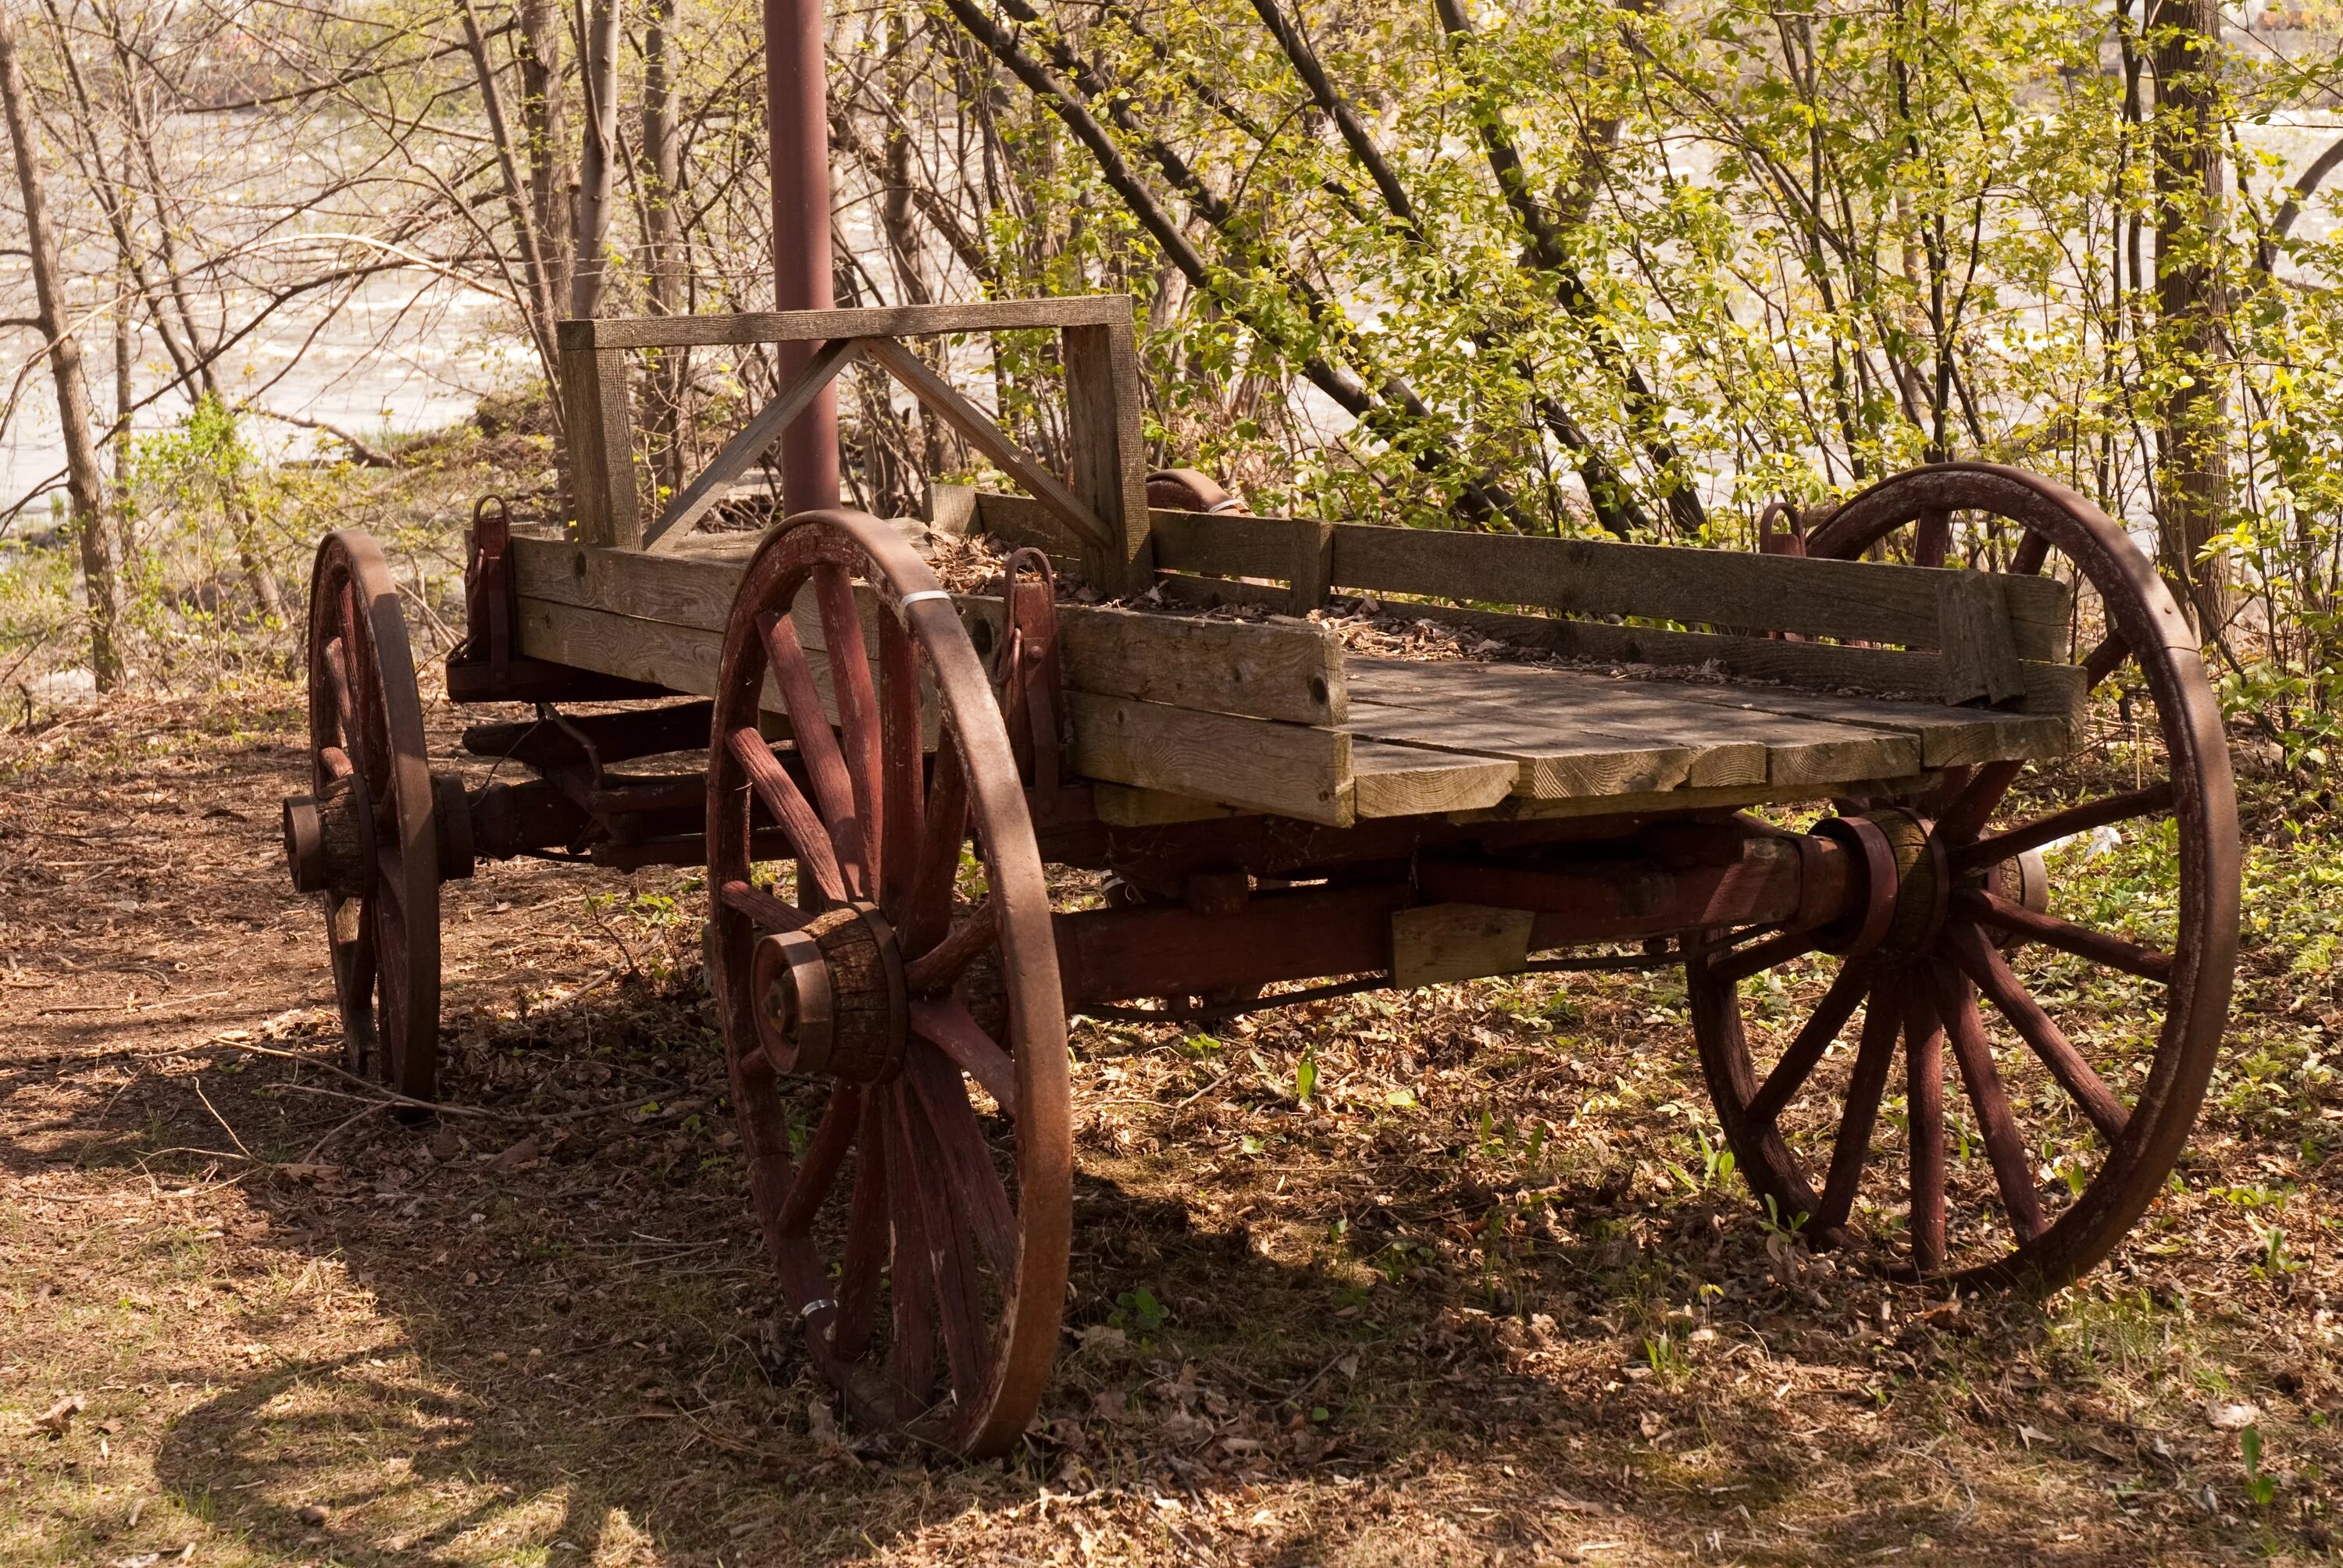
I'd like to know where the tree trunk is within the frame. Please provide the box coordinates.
[516,0,573,311]
[2150,0,2231,636]
[572,0,622,320]
[113,251,136,577]
[641,0,686,500]
[0,9,120,690]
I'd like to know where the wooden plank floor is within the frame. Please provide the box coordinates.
[1337,657,2064,818]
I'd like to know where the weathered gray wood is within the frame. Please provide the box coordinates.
[1345,597,2087,722]
[1053,604,1345,725]
[861,337,1113,551]
[561,343,639,547]
[1327,524,2070,657]
[508,534,1344,728]
[1289,519,1336,615]
[1061,317,1154,594]
[1389,903,1535,988]
[1345,658,1920,791]
[1643,675,2073,768]
[1351,741,1517,818]
[1063,690,1353,826]
[644,337,865,551]
[517,596,726,697]
[1151,507,1309,581]
[559,294,1133,351]
[1935,571,2028,706]
[927,481,978,536]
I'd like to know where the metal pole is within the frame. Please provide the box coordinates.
[765,0,840,513]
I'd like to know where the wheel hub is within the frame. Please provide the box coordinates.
[751,903,907,1080]
[282,775,378,897]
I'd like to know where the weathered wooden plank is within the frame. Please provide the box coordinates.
[517,597,727,697]
[1345,699,1738,800]
[1327,524,2070,657]
[1351,741,1516,818]
[559,343,640,548]
[510,534,1342,727]
[1637,676,2073,769]
[1935,571,2028,705]
[1389,903,1535,988]
[1344,597,2086,722]
[1061,317,1155,594]
[1150,507,1313,580]
[560,295,1133,351]
[1062,690,1353,826]
[1053,604,1345,725]
[1346,658,1919,790]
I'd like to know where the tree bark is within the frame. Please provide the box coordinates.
[516,0,573,309]
[0,9,120,689]
[640,0,686,499]
[2150,0,2231,635]
[572,0,622,320]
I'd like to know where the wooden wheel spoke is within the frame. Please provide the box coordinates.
[1957,889,2174,983]
[1814,974,1903,1232]
[890,1081,991,1406]
[878,609,925,915]
[719,878,808,934]
[814,565,886,890]
[1902,982,1949,1272]
[319,744,355,781]
[1927,963,2048,1243]
[826,1090,890,1362]
[775,1085,863,1237]
[901,741,971,957]
[1746,959,1873,1130]
[758,608,870,894]
[1936,759,2025,846]
[726,725,847,903]
[1707,927,1822,988]
[1950,782,2174,875]
[1946,922,2129,1142]
[323,636,358,755]
[905,1041,1018,1283]
[880,1089,942,1417]
[907,992,1019,1116]
[903,900,999,997]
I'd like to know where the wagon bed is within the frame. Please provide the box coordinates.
[491,503,2081,831]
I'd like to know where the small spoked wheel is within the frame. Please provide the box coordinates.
[283,531,446,1100]
[1690,462,2240,1289]
[705,508,1071,1458]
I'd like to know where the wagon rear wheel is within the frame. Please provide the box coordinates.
[705,508,1071,1459]
[1690,463,2239,1289]
[287,531,443,1101]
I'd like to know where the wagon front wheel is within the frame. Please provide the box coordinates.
[705,508,1071,1459]
[1690,463,2239,1290]
[282,530,444,1100]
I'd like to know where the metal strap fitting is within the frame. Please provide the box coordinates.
[898,590,951,608]
[797,1296,839,1321]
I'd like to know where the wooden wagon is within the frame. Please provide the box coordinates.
[280,294,2239,1459]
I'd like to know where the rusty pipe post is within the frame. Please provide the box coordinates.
[764,0,840,514]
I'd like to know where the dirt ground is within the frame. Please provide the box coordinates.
[4,682,2341,1566]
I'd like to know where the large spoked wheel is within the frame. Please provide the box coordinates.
[1690,462,2240,1289]
[706,508,1071,1458]
[292,531,442,1100]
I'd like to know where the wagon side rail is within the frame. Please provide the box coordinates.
[956,486,2084,722]
[555,296,1155,593]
